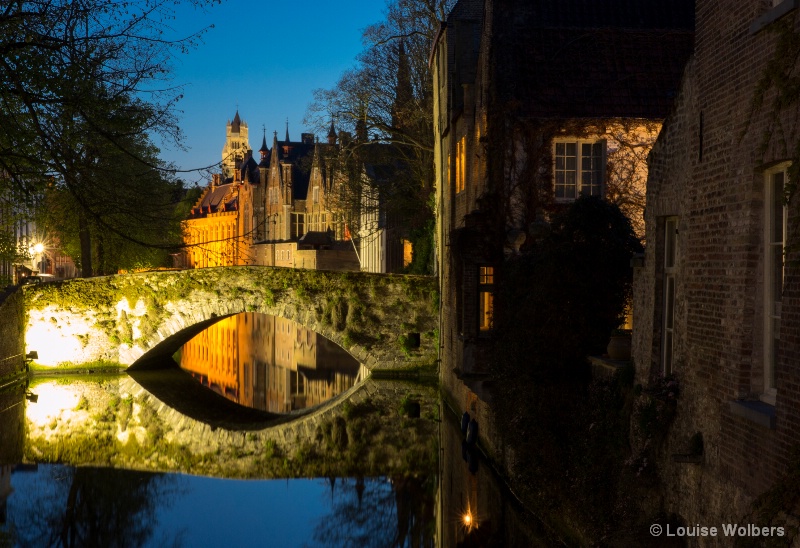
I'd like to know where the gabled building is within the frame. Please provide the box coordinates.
[253,126,359,270]
[182,172,257,268]
[634,0,800,526]
[432,0,693,447]
[182,113,364,272]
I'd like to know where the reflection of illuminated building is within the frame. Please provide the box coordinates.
[180,313,364,412]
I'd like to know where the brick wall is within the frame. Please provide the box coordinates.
[0,290,26,381]
[636,0,800,525]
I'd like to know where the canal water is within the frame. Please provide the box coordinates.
[0,313,552,546]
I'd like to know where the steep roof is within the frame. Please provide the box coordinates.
[521,0,694,30]
[188,183,239,218]
[240,153,260,183]
[488,0,695,119]
[275,138,316,200]
[231,110,242,133]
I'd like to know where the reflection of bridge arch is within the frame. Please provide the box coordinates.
[19,266,437,370]
[19,374,438,480]
[179,313,367,414]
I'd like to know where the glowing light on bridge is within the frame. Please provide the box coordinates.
[26,308,99,366]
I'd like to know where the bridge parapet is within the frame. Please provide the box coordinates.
[19,267,439,370]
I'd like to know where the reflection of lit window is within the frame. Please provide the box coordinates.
[478,266,494,332]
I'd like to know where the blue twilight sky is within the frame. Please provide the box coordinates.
[159,0,389,185]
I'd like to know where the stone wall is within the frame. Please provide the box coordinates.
[20,267,438,371]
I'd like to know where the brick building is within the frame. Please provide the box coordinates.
[432,0,693,451]
[634,0,800,525]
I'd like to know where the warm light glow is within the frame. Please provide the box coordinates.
[25,382,82,427]
[26,308,97,366]
[461,506,478,532]
[33,242,44,254]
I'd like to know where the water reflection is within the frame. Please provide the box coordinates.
[440,406,555,546]
[1,465,435,547]
[313,476,436,547]
[0,370,565,544]
[179,313,366,413]
[2,465,178,548]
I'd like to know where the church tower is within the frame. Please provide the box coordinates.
[221,110,250,180]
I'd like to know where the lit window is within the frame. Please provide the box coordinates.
[478,266,494,332]
[554,140,605,200]
[763,164,788,404]
[456,136,466,194]
[402,239,413,267]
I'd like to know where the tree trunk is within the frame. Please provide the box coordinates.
[78,212,92,277]
[96,232,105,275]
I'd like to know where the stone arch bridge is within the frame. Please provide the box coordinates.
[14,266,438,371]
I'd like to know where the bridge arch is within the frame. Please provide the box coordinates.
[21,266,438,371]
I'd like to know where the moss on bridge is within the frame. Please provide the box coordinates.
[21,375,439,480]
[19,266,439,370]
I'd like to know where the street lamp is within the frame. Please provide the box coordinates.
[29,242,45,273]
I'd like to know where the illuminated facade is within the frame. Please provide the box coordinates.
[181,113,361,271]
[182,174,256,268]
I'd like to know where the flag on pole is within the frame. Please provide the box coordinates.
[344,223,352,241]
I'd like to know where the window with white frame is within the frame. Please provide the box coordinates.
[662,217,678,374]
[553,140,605,200]
[763,164,789,404]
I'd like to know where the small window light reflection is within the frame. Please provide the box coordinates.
[462,509,477,532]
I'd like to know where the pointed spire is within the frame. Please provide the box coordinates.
[260,126,268,152]
[285,118,290,143]
[327,120,338,145]
[271,130,281,164]
[259,126,269,162]
[231,110,242,133]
